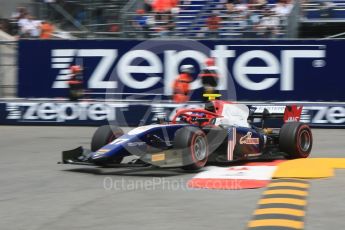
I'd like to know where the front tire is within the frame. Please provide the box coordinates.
[174,127,209,171]
[279,122,313,159]
[91,125,124,165]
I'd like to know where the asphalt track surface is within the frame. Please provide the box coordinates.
[0,126,344,230]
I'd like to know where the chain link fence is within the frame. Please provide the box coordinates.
[0,41,17,98]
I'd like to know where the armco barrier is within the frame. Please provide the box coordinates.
[18,39,343,101]
[1,100,345,128]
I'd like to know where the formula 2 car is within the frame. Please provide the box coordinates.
[61,99,312,171]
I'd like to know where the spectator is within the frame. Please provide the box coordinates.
[133,9,153,38]
[271,0,293,37]
[18,14,40,38]
[94,8,105,26]
[226,0,235,14]
[40,21,54,39]
[75,8,86,25]
[0,19,5,32]
[320,1,334,18]
[144,0,154,13]
[11,7,28,21]
[68,65,84,101]
[273,0,293,17]
[227,0,248,27]
[152,0,178,13]
[10,7,28,35]
[206,13,221,38]
[260,8,280,38]
[30,17,42,38]
[156,13,175,37]
[17,17,29,37]
[172,65,193,103]
[234,0,248,13]
[109,24,120,33]
[251,0,267,9]
[151,0,178,37]
[246,4,262,38]
[44,0,59,22]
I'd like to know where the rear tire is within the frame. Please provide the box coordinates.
[279,122,313,159]
[174,127,209,171]
[91,125,124,165]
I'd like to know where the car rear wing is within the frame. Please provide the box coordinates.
[248,105,303,128]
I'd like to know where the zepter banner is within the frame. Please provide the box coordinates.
[17,39,335,101]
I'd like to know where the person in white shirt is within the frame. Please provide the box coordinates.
[273,0,293,17]
[18,15,41,38]
[260,9,280,38]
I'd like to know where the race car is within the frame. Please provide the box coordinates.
[61,99,312,171]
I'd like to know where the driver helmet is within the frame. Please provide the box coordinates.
[180,65,194,74]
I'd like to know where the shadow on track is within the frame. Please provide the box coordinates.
[61,158,284,177]
[62,167,188,177]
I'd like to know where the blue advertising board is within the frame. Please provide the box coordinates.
[1,100,345,128]
[18,39,341,101]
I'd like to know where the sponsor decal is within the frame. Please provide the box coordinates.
[49,46,326,93]
[94,149,109,156]
[247,153,262,157]
[98,149,109,153]
[240,132,260,145]
[127,142,146,147]
[111,138,129,145]
[301,106,345,125]
[19,40,330,100]
[151,153,166,162]
[5,102,117,122]
[227,127,236,161]
[127,125,161,135]
[284,105,303,122]
[3,100,345,128]
[253,106,286,114]
[95,149,109,155]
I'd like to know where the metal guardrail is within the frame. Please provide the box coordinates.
[0,41,17,98]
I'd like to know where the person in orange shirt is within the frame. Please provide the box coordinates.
[152,0,178,12]
[68,65,84,101]
[172,65,193,103]
[40,21,54,39]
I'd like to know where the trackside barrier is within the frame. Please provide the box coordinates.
[1,100,345,128]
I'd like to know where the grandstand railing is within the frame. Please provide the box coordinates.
[302,0,345,21]
[11,0,297,39]
[122,13,289,39]
[23,0,126,38]
[119,0,293,39]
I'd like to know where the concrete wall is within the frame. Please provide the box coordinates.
[0,42,17,97]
